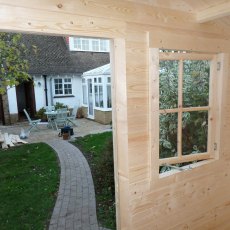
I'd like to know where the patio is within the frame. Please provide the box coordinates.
[0,118,112,144]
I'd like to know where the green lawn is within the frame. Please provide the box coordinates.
[0,143,60,230]
[73,131,116,230]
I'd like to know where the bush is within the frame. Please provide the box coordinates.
[35,107,46,120]
[54,102,68,110]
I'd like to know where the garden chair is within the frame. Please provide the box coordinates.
[45,105,55,112]
[66,106,78,127]
[54,108,68,129]
[23,109,41,131]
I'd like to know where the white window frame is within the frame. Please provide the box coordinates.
[82,75,112,112]
[82,78,88,106]
[53,76,73,96]
[69,37,110,52]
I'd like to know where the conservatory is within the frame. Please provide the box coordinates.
[81,63,112,124]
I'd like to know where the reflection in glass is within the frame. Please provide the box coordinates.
[160,113,178,158]
[159,60,179,109]
[182,111,208,155]
[183,60,210,107]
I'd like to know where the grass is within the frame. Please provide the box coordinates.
[73,131,116,230]
[0,143,60,230]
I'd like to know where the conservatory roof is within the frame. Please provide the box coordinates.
[82,63,110,77]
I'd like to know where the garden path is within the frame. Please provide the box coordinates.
[0,118,112,230]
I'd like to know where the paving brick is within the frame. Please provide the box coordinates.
[46,140,99,230]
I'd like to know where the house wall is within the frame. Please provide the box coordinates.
[7,87,18,123]
[34,74,82,111]
[1,1,230,229]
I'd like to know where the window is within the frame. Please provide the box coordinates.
[92,40,99,51]
[54,77,72,96]
[107,77,112,108]
[94,78,104,108]
[82,39,89,51]
[150,50,218,174]
[69,37,110,52]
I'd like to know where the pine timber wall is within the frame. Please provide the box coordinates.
[0,1,230,229]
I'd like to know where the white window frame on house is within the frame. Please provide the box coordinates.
[94,77,104,108]
[82,75,112,112]
[149,48,222,178]
[82,78,88,106]
[53,76,73,96]
[107,77,112,109]
[69,37,110,52]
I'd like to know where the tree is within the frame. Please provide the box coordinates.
[0,33,30,94]
[159,59,210,160]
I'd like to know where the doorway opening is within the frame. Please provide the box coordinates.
[16,79,36,121]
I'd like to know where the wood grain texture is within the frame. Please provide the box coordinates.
[0,0,230,229]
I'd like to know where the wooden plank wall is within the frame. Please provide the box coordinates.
[0,1,230,229]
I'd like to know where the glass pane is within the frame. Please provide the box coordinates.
[159,60,179,109]
[160,113,178,159]
[183,60,210,107]
[92,40,99,51]
[107,85,112,108]
[94,86,99,107]
[99,85,103,107]
[182,111,208,155]
[64,78,71,83]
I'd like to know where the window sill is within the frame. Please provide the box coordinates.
[53,95,75,98]
[159,158,216,179]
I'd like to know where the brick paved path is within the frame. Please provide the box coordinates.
[46,139,99,230]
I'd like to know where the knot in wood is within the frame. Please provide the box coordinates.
[57,3,63,9]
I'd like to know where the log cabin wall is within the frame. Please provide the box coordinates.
[0,1,230,229]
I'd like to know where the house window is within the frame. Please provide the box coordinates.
[82,39,89,51]
[94,77,104,108]
[151,50,217,173]
[54,77,72,95]
[107,77,112,108]
[100,39,108,52]
[92,40,99,51]
[69,37,110,52]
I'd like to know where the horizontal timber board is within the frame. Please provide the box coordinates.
[149,28,230,53]
[0,5,126,37]
[0,0,229,36]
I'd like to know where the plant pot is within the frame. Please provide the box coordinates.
[62,132,70,140]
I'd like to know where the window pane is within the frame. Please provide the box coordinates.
[98,77,102,83]
[54,78,63,95]
[94,85,99,107]
[99,85,103,107]
[100,39,108,52]
[107,85,112,108]
[159,60,179,109]
[82,39,89,50]
[107,77,111,83]
[92,40,99,51]
[64,78,71,83]
[73,38,81,49]
[183,60,210,107]
[160,113,178,158]
[182,111,208,155]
